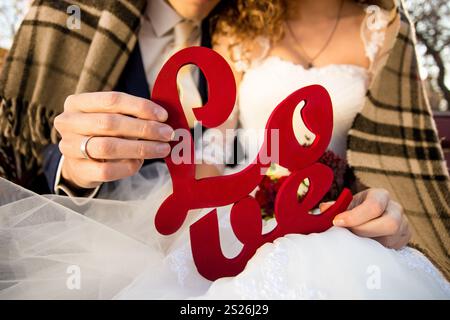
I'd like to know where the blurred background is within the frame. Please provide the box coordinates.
[0,0,448,165]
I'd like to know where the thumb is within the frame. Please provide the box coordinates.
[319,201,336,213]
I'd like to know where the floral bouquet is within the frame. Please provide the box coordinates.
[255,150,355,220]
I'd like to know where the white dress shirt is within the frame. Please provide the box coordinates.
[54,0,202,198]
[140,0,201,87]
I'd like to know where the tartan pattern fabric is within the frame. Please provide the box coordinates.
[0,0,448,277]
[0,48,7,72]
[0,0,146,186]
[347,12,450,278]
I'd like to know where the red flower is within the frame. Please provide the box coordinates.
[255,188,269,209]
[255,150,353,219]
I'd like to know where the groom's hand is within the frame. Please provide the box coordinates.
[54,92,174,190]
[319,188,412,249]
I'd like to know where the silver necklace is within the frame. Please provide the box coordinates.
[287,0,344,69]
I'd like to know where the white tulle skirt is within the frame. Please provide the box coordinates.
[0,163,449,299]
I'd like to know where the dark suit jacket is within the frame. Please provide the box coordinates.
[42,20,213,194]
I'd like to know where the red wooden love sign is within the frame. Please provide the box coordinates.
[151,47,353,281]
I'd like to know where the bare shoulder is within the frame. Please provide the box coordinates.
[212,34,233,62]
[212,34,254,84]
[342,1,367,29]
[213,35,241,81]
[334,1,371,68]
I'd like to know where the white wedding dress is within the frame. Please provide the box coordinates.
[0,5,449,300]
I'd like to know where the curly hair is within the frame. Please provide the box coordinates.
[212,0,381,45]
[212,0,286,45]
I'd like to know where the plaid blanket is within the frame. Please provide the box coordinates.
[348,2,450,279]
[0,0,146,186]
[0,0,448,278]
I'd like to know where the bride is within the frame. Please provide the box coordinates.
[0,0,449,299]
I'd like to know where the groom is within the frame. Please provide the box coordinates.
[44,0,221,197]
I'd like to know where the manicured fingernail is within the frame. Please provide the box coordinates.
[157,143,171,155]
[159,126,174,141]
[155,107,168,121]
[333,219,345,227]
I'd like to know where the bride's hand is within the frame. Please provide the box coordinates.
[319,188,412,249]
